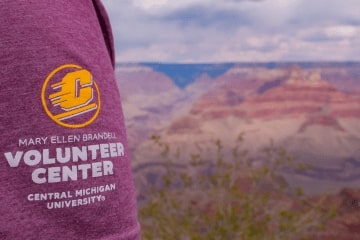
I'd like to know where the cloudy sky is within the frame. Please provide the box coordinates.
[102,0,360,63]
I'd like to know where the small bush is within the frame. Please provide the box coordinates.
[138,134,335,240]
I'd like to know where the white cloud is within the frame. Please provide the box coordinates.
[102,0,360,63]
[133,0,170,11]
[325,25,358,39]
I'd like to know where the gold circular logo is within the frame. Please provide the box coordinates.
[41,64,101,128]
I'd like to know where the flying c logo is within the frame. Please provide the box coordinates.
[41,64,101,128]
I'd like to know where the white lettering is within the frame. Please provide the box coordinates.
[43,149,56,165]
[48,167,61,183]
[88,145,100,160]
[100,144,110,158]
[24,150,41,166]
[117,142,124,156]
[32,168,47,184]
[30,162,115,184]
[78,164,91,180]
[62,165,78,182]
[103,161,114,176]
[4,151,23,167]
[92,162,103,177]
[72,146,87,162]
[56,147,71,163]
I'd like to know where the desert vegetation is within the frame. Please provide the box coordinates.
[137,134,336,240]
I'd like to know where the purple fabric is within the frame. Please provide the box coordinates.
[0,1,140,239]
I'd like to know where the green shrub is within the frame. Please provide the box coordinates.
[138,134,335,240]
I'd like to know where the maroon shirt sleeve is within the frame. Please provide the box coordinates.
[0,1,140,239]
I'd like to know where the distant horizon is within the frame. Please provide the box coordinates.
[115,61,360,89]
[116,60,360,65]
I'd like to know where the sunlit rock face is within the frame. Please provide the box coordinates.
[115,63,360,196]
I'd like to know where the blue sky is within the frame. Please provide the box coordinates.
[102,0,360,63]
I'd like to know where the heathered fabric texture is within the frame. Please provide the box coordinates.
[0,1,140,239]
